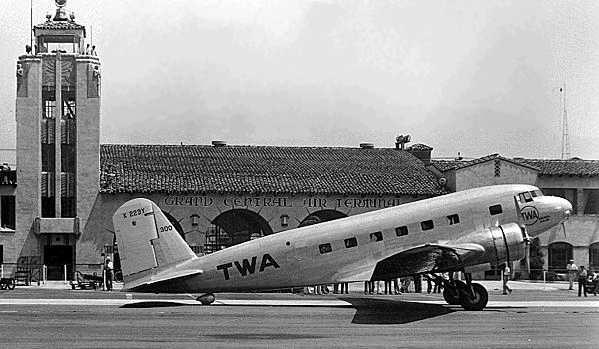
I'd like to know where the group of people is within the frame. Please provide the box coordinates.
[364,278,402,295]
[567,260,599,297]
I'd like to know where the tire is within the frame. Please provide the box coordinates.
[0,282,6,290]
[196,293,216,305]
[460,283,488,311]
[7,279,15,290]
[443,280,465,305]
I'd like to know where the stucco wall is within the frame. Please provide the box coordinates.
[455,160,537,191]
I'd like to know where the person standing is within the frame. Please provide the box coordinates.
[578,266,588,297]
[567,260,577,290]
[105,257,113,291]
[502,264,512,295]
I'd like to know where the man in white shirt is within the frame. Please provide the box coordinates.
[503,264,512,295]
[567,260,577,290]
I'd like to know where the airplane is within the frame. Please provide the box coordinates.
[112,184,572,311]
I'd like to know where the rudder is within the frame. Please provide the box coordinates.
[112,198,196,283]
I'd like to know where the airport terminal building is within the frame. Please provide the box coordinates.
[1,4,598,281]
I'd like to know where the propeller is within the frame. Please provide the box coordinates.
[513,195,532,276]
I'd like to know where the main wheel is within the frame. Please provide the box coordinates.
[460,283,488,311]
[196,293,216,305]
[443,280,465,305]
[7,279,15,290]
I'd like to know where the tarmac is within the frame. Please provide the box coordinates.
[0,280,597,348]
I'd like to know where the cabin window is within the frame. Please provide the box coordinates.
[319,243,332,254]
[344,237,358,248]
[489,204,503,215]
[395,226,408,237]
[420,220,434,231]
[369,231,383,242]
[447,214,460,225]
[530,190,543,198]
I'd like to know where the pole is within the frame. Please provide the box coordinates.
[1,264,3,279]
[64,264,67,284]
[543,270,546,290]
[30,0,33,53]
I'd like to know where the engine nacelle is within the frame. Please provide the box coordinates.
[458,223,527,267]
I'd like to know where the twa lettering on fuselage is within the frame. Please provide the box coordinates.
[216,254,280,280]
[521,206,539,225]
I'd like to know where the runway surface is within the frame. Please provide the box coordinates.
[0,288,597,348]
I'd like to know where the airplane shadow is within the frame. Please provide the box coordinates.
[120,301,191,308]
[339,297,455,325]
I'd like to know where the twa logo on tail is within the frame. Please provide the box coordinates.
[521,206,539,225]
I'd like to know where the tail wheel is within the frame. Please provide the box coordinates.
[460,283,488,311]
[196,293,216,305]
[443,280,465,305]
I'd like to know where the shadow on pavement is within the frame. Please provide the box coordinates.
[120,301,193,308]
[340,297,454,324]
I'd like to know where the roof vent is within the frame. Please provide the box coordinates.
[359,143,374,149]
[211,140,227,147]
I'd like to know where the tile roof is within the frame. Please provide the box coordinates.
[34,21,85,31]
[99,144,445,196]
[514,158,599,177]
[432,154,539,172]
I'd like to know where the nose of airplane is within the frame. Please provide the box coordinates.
[560,197,573,220]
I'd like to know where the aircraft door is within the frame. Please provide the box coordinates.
[287,240,312,285]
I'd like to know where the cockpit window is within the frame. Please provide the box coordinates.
[531,190,543,197]
[518,192,533,203]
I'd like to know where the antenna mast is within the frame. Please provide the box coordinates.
[560,83,571,159]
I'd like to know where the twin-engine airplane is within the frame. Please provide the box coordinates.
[113,184,571,310]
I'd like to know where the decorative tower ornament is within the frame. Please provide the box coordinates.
[54,0,68,21]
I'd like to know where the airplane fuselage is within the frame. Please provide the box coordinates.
[127,184,571,293]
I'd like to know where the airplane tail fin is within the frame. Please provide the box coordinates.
[112,198,196,287]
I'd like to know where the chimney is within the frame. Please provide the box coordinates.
[395,134,411,150]
[407,144,433,165]
[211,140,227,147]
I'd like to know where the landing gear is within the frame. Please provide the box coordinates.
[438,272,488,310]
[459,283,488,311]
[442,280,465,305]
[196,293,216,305]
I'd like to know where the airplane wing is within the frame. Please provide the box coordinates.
[369,242,486,280]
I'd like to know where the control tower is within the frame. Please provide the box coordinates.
[12,0,100,279]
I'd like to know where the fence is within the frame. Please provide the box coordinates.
[0,263,109,285]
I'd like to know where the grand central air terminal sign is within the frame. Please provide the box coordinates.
[163,195,411,210]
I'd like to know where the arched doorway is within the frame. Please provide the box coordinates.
[299,209,347,227]
[548,242,573,272]
[207,209,273,253]
[590,242,599,271]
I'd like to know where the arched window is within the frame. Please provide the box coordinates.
[548,242,573,272]
[590,243,599,271]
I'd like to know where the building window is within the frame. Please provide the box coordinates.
[489,204,503,215]
[43,99,56,119]
[447,214,460,225]
[344,237,357,248]
[548,242,573,272]
[369,231,383,242]
[421,220,434,231]
[0,196,15,230]
[583,189,599,214]
[190,245,202,255]
[590,243,599,270]
[395,226,408,237]
[319,243,332,254]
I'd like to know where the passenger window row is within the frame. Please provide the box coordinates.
[317,204,504,254]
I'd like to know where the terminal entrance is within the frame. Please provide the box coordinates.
[43,244,74,280]
[206,209,273,253]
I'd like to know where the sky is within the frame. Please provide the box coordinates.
[1,0,598,164]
